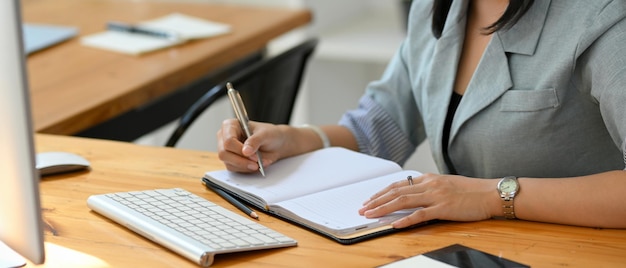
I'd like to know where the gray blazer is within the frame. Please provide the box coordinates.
[340,0,626,178]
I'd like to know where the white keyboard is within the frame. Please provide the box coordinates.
[87,188,297,267]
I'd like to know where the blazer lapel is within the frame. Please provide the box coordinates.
[422,0,468,168]
[449,33,512,137]
[448,0,551,141]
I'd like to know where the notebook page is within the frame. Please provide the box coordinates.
[204,147,403,205]
[273,170,422,236]
[81,31,182,55]
[81,13,230,55]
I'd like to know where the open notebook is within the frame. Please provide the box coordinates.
[203,147,431,244]
[81,13,230,55]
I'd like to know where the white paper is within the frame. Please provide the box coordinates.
[81,13,231,55]
[275,170,422,235]
[205,147,403,205]
[81,31,183,55]
[379,255,457,268]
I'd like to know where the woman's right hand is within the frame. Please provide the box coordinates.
[217,119,289,173]
[217,119,353,174]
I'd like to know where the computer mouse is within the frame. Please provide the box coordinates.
[36,151,91,176]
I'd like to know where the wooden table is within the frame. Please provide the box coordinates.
[31,134,626,267]
[23,0,311,140]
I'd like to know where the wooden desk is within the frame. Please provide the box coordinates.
[23,0,311,139]
[32,134,626,267]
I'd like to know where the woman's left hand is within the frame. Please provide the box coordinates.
[358,173,500,228]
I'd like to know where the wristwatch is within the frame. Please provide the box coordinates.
[497,176,519,219]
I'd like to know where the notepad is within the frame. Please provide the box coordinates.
[202,147,431,244]
[22,23,78,54]
[81,13,231,55]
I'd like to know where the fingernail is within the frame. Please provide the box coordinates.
[247,163,257,171]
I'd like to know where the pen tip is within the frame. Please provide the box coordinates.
[251,211,259,219]
[226,82,233,90]
[259,167,266,177]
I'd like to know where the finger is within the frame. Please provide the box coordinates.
[222,118,244,138]
[219,119,245,149]
[361,187,432,218]
[362,180,405,206]
[218,119,258,172]
[242,143,259,158]
[241,121,270,156]
[361,191,423,218]
[359,174,435,216]
[363,175,425,206]
[218,145,260,173]
[223,160,258,173]
[391,206,439,228]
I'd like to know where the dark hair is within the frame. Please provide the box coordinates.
[431,0,535,38]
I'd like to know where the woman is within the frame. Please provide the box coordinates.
[217,0,626,229]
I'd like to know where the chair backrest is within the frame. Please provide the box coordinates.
[165,38,318,147]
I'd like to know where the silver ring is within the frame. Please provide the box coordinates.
[407,175,413,186]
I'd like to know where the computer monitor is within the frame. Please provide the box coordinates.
[0,0,46,266]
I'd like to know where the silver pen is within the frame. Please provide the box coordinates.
[226,82,266,177]
[106,21,181,41]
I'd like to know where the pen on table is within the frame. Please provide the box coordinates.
[226,82,266,177]
[106,21,181,41]
[207,184,259,220]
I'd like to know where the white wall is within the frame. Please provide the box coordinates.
[135,0,438,174]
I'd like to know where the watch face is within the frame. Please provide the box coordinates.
[499,177,518,193]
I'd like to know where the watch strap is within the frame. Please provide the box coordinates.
[502,196,516,219]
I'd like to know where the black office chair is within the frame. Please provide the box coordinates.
[165,38,318,147]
